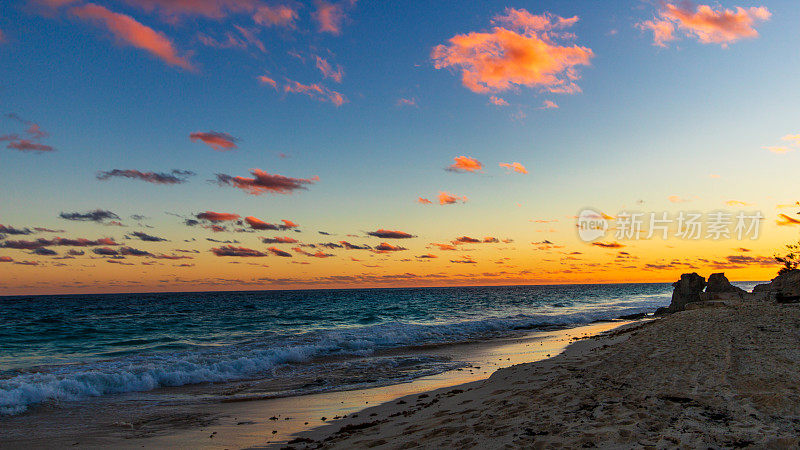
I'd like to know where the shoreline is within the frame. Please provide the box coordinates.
[0,320,635,448]
[287,300,800,449]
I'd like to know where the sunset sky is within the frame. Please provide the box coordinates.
[1,0,799,295]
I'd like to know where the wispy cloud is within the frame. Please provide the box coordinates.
[97,169,194,184]
[71,3,194,70]
[499,162,528,174]
[315,55,344,82]
[59,209,119,223]
[283,79,346,106]
[211,245,268,257]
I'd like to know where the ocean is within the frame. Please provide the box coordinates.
[0,282,760,416]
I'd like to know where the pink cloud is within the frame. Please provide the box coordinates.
[397,97,417,107]
[315,55,344,82]
[258,74,278,89]
[283,79,346,106]
[216,169,318,195]
[7,140,54,152]
[71,3,194,70]
[190,131,238,151]
[432,8,593,94]
[254,4,298,28]
[540,100,558,109]
[312,1,346,35]
[121,0,259,19]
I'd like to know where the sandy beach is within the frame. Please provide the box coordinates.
[288,300,800,449]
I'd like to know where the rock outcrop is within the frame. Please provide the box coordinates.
[701,273,746,300]
[656,272,706,314]
[752,270,800,303]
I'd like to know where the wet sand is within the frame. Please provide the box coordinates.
[291,301,800,449]
[0,321,630,448]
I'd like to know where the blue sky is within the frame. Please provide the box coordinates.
[1,0,799,293]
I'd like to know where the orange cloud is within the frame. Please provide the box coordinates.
[447,155,483,173]
[430,243,457,251]
[765,146,792,154]
[725,200,753,207]
[315,55,344,83]
[293,247,334,258]
[189,131,238,151]
[254,4,298,27]
[438,191,467,205]
[268,247,292,257]
[639,3,771,47]
[636,18,676,47]
[668,195,691,203]
[284,79,346,106]
[499,162,528,174]
[196,211,240,222]
[216,169,318,195]
[245,216,297,230]
[71,3,194,70]
[417,197,433,204]
[312,1,346,35]
[431,8,593,94]
[489,96,509,106]
[777,214,800,226]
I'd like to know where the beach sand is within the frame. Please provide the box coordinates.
[289,301,800,449]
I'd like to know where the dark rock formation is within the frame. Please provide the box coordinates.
[702,273,746,300]
[659,273,706,314]
[754,269,800,303]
